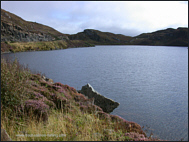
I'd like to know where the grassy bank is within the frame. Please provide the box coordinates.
[1,40,95,53]
[1,58,162,141]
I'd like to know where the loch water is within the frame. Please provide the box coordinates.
[2,45,188,141]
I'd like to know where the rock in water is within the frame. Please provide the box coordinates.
[78,83,119,113]
[1,129,12,141]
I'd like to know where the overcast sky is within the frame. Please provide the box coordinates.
[1,1,188,36]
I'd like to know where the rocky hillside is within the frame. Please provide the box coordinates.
[1,9,68,42]
[1,8,188,47]
[68,29,132,45]
[131,27,188,46]
[69,28,188,47]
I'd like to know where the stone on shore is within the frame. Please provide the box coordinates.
[78,83,119,113]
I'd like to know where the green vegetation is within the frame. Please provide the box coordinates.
[1,8,166,140]
[1,58,31,116]
[8,40,67,52]
[1,40,95,53]
[1,58,141,141]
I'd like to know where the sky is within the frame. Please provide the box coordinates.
[1,1,188,36]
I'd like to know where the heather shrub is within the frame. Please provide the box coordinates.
[29,92,56,109]
[30,74,43,81]
[124,132,147,141]
[1,58,31,117]
[40,81,53,89]
[96,111,111,121]
[39,88,51,99]
[50,93,68,109]
[24,99,49,122]
[74,93,87,102]
[1,57,152,141]
[80,105,89,112]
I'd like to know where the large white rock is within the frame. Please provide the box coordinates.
[78,83,119,113]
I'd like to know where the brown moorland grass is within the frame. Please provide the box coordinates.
[1,58,163,141]
[1,58,133,141]
[1,40,95,53]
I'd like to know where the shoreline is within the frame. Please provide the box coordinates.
[1,43,187,55]
[1,58,164,141]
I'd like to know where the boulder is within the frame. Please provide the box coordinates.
[1,129,12,141]
[42,75,54,84]
[78,83,119,113]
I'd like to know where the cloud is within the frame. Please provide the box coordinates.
[126,1,188,30]
[1,1,188,36]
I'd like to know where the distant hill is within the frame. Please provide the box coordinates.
[1,9,68,42]
[68,28,188,47]
[68,29,132,45]
[131,27,188,46]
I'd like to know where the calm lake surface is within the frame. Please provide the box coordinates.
[2,45,188,141]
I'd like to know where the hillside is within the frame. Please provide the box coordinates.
[1,8,188,49]
[1,57,165,141]
[69,28,188,47]
[131,27,188,46]
[1,9,96,53]
[1,9,68,42]
[68,29,132,45]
